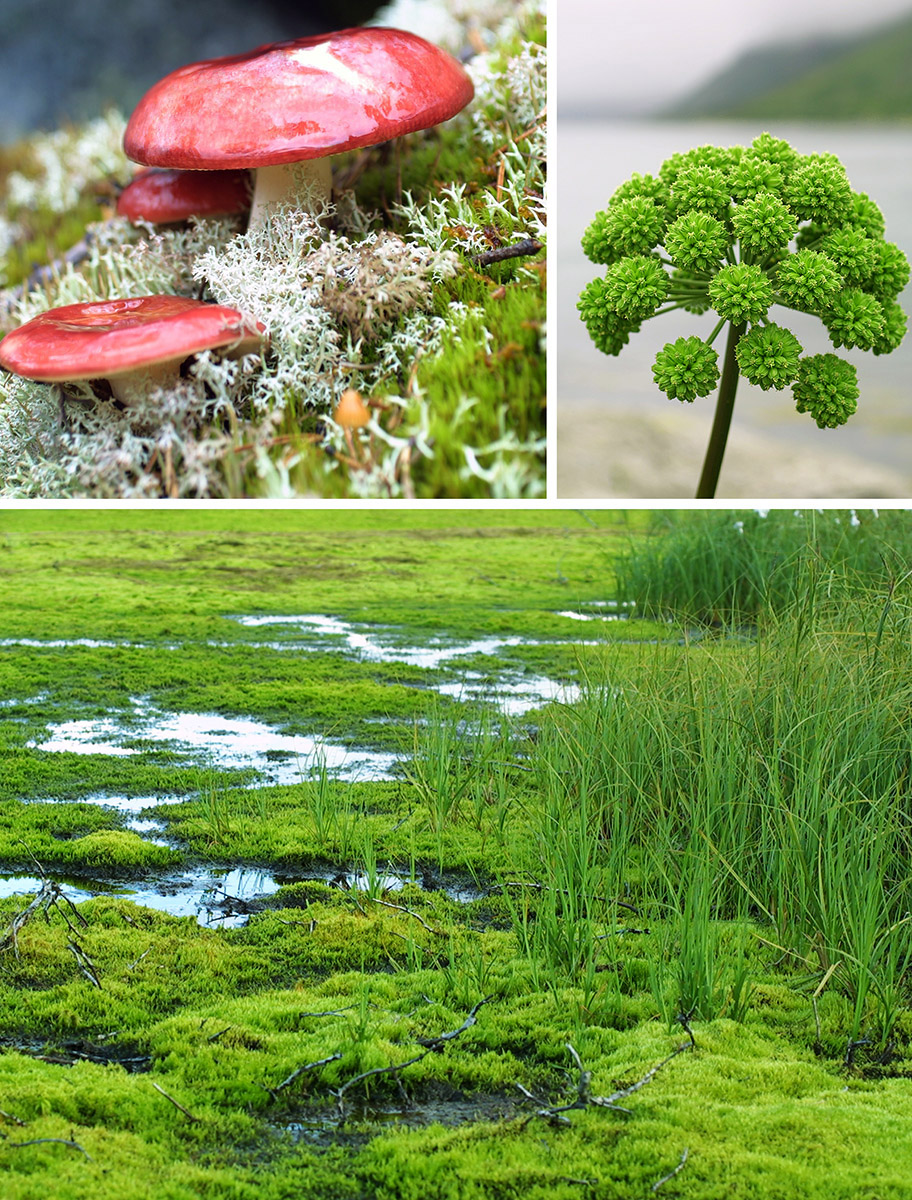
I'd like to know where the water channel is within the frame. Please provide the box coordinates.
[2,609,628,924]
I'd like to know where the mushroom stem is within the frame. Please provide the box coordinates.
[107,359,184,405]
[248,159,333,230]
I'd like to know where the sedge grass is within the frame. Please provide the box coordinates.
[615,508,912,625]
[514,566,912,1047]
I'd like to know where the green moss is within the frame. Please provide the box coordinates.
[3,510,912,1196]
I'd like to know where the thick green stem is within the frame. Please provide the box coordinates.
[696,321,745,499]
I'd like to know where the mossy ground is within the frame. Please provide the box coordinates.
[0,3,546,499]
[3,510,912,1198]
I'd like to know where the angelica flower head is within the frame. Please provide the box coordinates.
[735,323,802,391]
[708,262,773,325]
[578,132,908,490]
[793,354,859,428]
[600,254,669,321]
[581,197,664,265]
[652,336,720,403]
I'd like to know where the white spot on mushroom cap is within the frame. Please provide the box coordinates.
[285,42,374,93]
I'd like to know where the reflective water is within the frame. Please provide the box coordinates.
[0,863,484,926]
[31,697,401,782]
[6,611,596,923]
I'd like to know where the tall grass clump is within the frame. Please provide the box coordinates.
[523,563,912,1045]
[615,508,912,626]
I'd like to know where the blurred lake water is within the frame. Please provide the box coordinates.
[556,120,912,497]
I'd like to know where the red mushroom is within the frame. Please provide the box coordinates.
[0,295,264,405]
[117,167,252,225]
[123,26,474,229]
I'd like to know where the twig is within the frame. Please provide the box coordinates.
[266,1052,344,1099]
[524,1039,694,1126]
[652,1147,689,1192]
[51,890,89,935]
[367,896,445,937]
[266,999,492,1108]
[473,238,543,267]
[151,1082,200,1123]
[125,945,153,972]
[66,940,101,989]
[333,1051,429,1102]
[3,1137,92,1160]
[414,996,492,1049]
[0,881,59,956]
[3,235,96,307]
[0,1108,27,1126]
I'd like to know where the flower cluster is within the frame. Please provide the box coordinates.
[774,249,843,315]
[664,211,728,275]
[579,131,908,436]
[730,191,796,258]
[652,335,719,403]
[708,262,772,325]
[793,353,859,428]
[735,323,802,391]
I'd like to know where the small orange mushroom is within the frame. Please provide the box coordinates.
[333,388,371,429]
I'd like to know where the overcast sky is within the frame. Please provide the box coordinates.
[557,0,912,114]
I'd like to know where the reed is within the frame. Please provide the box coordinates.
[615,508,912,625]
[512,552,912,1044]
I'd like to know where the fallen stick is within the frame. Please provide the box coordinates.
[0,881,60,956]
[267,1052,344,1099]
[3,1137,92,1160]
[652,1147,689,1192]
[473,238,543,267]
[151,1083,200,1123]
[524,1038,695,1125]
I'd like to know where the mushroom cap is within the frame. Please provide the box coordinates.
[117,167,252,224]
[124,27,475,171]
[0,295,264,382]
[334,387,371,428]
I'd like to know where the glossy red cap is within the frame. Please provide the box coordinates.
[124,27,474,170]
[0,296,264,382]
[117,168,252,223]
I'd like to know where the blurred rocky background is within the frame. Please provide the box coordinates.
[0,0,382,144]
[663,7,912,119]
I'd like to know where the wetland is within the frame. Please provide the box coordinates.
[2,508,912,1199]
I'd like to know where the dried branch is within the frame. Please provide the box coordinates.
[265,998,493,1110]
[266,1052,344,1100]
[367,896,445,936]
[333,1051,429,1102]
[0,881,60,956]
[67,940,101,989]
[125,945,153,972]
[414,996,492,1050]
[151,1083,200,1123]
[3,1137,92,1160]
[652,1147,689,1192]
[524,1039,695,1126]
[473,238,543,267]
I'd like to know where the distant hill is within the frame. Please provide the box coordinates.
[665,10,912,119]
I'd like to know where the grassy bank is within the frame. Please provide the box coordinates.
[2,508,912,1198]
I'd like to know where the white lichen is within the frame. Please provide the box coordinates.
[5,110,129,214]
